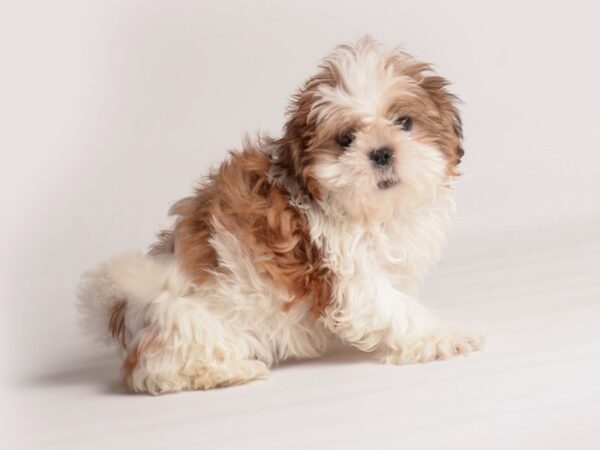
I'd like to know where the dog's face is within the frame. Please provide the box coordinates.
[279,38,463,220]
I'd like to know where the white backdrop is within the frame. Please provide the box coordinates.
[2,1,600,449]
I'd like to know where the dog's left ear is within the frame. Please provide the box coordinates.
[420,75,464,171]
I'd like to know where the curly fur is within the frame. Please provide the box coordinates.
[77,37,483,395]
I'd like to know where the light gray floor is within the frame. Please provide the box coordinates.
[6,220,600,450]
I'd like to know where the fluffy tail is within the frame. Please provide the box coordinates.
[76,251,175,349]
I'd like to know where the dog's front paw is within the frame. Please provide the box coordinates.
[380,325,484,364]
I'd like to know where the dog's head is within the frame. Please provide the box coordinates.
[277,37,463,220]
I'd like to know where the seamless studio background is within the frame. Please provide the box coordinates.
[2,1,599,449]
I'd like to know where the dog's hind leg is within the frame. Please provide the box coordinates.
[123,335,269,394]
[185,360,270,390]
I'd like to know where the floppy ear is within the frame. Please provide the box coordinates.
[420,75,464,173]
[275,79,324,199]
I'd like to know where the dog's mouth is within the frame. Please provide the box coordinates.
[377,178,399,190]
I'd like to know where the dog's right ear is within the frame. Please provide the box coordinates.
[276,80,323,199]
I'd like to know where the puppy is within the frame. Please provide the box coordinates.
[78,37,483,395]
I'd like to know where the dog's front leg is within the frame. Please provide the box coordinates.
[324,277,483,364]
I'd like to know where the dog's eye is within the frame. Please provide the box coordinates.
[394,116,413,132]
[336,131,355,148]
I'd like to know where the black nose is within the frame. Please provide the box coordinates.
[369,146,393,167]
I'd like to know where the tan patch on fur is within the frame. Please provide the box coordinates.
[167,189,220,286]
[148,229,174,255]
[122,335,160,390]
[418,75,464,175]
[108,302,126,347]
[155,144,334,315]
[275,69,342,201]
[122,344,139,387]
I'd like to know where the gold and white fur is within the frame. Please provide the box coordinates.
[77,37,483,395]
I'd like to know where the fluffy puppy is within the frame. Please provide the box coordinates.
[78,37,483,395]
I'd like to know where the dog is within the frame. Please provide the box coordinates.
[77,37,483,395]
